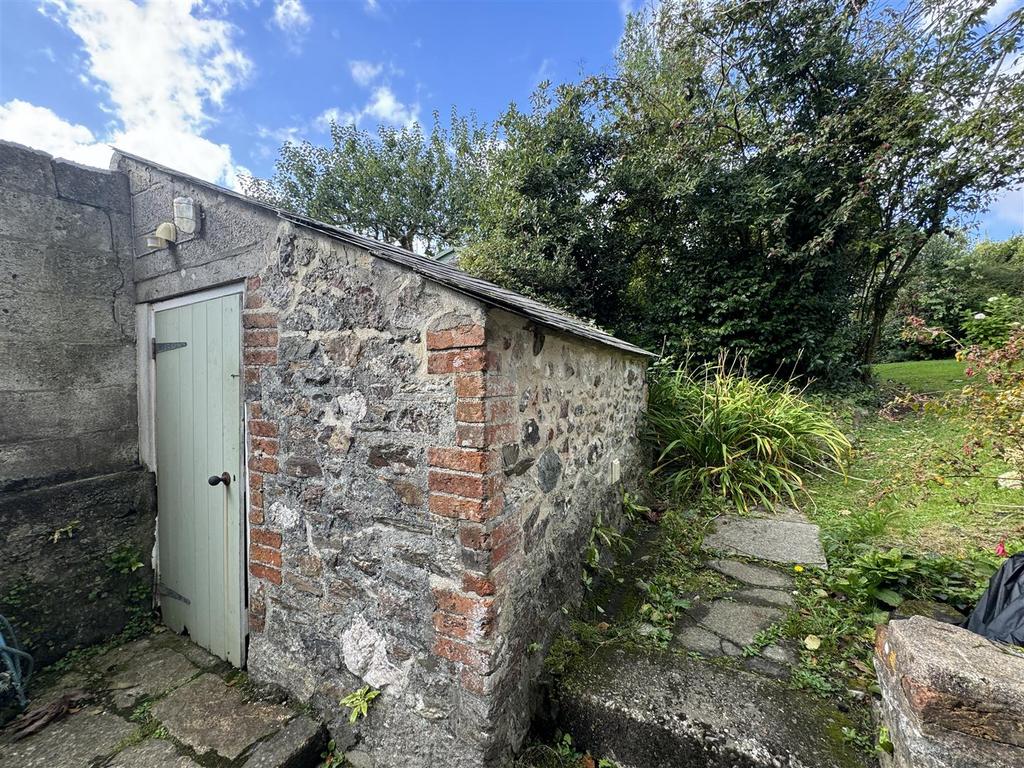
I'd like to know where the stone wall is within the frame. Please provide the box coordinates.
[0,141,154,666]
[0,142,137,488]
[875,616,1024,768]
[480,309,648,752]
[115,155,649,766]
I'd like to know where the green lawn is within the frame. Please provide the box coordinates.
[808,358,1017,556]
[873,358,966,394]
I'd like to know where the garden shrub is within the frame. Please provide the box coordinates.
[646,356,850,511]
[961,294,1024,350]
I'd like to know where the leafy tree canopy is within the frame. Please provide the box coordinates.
[242,110,494,255]
[467,0,1024,379]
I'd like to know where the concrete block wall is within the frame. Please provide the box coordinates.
[0,141,138,490]
[0,141,154,667]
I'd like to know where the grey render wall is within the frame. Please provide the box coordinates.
[0,142,137,488]
[0,141,154,666]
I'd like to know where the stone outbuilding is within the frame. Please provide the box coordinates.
[0,141,650,765]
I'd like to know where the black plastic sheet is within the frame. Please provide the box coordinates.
[965,553,1024,646]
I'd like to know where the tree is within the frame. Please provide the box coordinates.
[242,111,494,255]
[464,0,1024,378]
[845,1,1024,366]
[460,87,626,327]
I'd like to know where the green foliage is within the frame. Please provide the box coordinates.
[962,294,1024,349]
[106,545,144,575]
[834,547,996,613]
[878,235,1024,362]
[646,357,850,511]
[463,0,1024,380]
[244,110,494,255]
[340,685,380,724]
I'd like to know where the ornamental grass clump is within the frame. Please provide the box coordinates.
[647,356,850,512]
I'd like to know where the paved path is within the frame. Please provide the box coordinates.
[556,505,867,768]
[673,505,828,677]
[0,629,325,768]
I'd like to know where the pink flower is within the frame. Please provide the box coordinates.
[996,540,1008,558]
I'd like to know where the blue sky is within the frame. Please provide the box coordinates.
[1,0,1020,241]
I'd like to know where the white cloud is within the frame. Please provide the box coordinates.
[0,0,251,187]
[0,100,111,168]
[271,0,312,53]
[364,0,380,14]
[363,86,419,127]
[986,0,1019,25]
[316,86,419,131]
[349,59,383,87]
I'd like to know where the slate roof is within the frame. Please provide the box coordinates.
[112,149,654,358]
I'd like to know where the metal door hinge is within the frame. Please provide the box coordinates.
[152,340,187,359]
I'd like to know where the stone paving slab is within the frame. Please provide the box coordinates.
[104,738,203,767]
[702,513,827,567]
[560,645,866,768]
[100,643,201,709]
[0,708,135,768]
[152,673,293,760]
[707,558,793,589]
[1,631,325,768]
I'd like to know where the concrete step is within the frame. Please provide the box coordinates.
[557,644,867,768]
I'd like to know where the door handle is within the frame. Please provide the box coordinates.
[208,472,232,487]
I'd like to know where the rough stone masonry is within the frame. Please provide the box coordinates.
[109,150,651,766]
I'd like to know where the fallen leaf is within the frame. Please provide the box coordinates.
[804,634,822,651]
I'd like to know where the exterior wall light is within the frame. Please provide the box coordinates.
[146,221,177,249]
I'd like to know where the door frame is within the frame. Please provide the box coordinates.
[138,281,249,665]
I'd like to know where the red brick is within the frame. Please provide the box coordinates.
[249,488,264,510]
[249,419,279,437]
[433,611,469,639]
[491,527,520,568]
[459,522,491,551]
[250,528,282,548]
[427,348,489,375]
[455,400,486,423]
[249,562,282,584]
[248,506,265,525]
[433,587,493,616]
[428,470,487,499]
[249,456,279,474]
[432,637,494,673]
[426,325,486,350]
[249,472,264,491]
[430,493,496,522]
[427,447,490,474]
[250,544,282,568]
[460,668,493,696]
[243,311,279,329]
[462,572,497,596]
[456,423,514,449]
[244,329,279,347]
[244,348,278,366]
[247,402,263,419]
[244,292,265,310]
[249,611,265,633]
[454,374,514,398]
[246,275,262,292]
[250,436,279,456]
[244,367,260,385]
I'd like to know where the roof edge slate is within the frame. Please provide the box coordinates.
[111,148,655,359]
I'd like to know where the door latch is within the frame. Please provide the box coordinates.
[207,472,231,487]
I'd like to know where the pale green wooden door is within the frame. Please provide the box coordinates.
[154,293,244,666]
